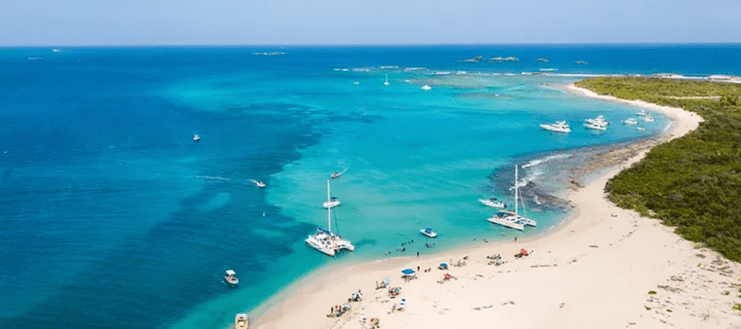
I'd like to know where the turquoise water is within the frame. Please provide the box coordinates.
[1,45,738,329]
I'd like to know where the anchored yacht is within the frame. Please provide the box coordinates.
[540,121,571,133]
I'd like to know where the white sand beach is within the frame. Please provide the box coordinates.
[251,84,740,329]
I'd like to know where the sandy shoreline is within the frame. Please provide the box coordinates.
[250,83,740,329]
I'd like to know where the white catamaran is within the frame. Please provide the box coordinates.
[305,180,354,256]
[487,165,537,230]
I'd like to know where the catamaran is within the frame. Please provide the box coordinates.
[305,180,354,256]
[540,121,571,133]
[487,165,537,230]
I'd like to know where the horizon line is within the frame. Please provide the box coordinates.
[2,42,741,48]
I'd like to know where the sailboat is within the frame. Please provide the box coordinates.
[487,165,537,230]
[305,180,355,256]
[383,74,390,86]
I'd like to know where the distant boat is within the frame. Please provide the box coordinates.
[575,60,588,64]
[193,134,200,142]
[637,109,648,116]
[323,196,340,209]
[305,180,354,256]
[420,228,438,238]
[383,74,390,86]
[234,314,249,329]
[353,81,360,85]
[479,198,505,208]
[584,122,607,130]
[585,115,609,126]
[637,127,646,131]
[250,179,266,188]
[642,114,655,122]
[52,49,61,53]
[540,121,571,133]
[224,270,239,285]
[535,58,549,62]
[623,118,638,125]
[421,85,432,90]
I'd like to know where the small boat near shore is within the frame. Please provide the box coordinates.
[234,313,249,328]
[540,121,571,133]
[585,115,609,126]
[224,270,239,285]
[479,198,505,208]
[420,228,438,238]
[642,114,655,122]
[637,109,648,116]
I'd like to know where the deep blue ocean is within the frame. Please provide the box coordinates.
[1,44,739,329]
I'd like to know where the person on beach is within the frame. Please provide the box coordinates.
[416,251,419,257]
[515,236,517,242]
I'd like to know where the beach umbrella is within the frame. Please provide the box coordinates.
[401,268,416,276]
[382,277,390,285]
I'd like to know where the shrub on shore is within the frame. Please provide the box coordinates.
[576,77,741,263]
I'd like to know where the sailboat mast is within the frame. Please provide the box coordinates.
[514,165,519,217]
[326,180,332,232]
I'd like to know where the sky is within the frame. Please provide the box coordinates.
[1,0,739,46]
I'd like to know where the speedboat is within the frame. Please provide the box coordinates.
[420,228,438,238]
[421,85,432,90]
[331,171,341,179]
[323,196,340,209]
[642,114,655,122]
[479,198,505,208]
[234,313,249,329]
[623,118,638,125]
[224,270,239,285]
[583,122,607,130]
[637,127,646,131]
[255,181,266,188]
[193,134,200,142]
[540,121,571,133]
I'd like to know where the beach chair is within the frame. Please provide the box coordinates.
[397,298,407,311]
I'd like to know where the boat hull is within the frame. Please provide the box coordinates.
[487,217,524,231]
[479,199,505,208]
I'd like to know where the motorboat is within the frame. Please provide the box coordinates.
[583,122,607,130]
[623,118,638,125]
[331,171,341,179]
[353,81,360,85]
[383,74,390,86]
[255,181,266,188]
[421,85,432,90]
[193,134,200,142]
[637,127,646,131]
[420,228,438,238]
[224,270,239,285]
[642,114,655,122]
[323,196,341,209]
[306,180,354,256]
[479,198,505,208]
[487,165,536,230]
[637,109,648,116]
[585,115,609,126]
[234,313,249,329]
[540,121,571,133]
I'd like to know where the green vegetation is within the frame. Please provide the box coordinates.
[644,306,651,310]
[734,303,741,312]
[575,77,741,262]
[725,291,731,295]
[648,290,657,295]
